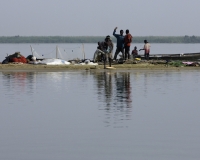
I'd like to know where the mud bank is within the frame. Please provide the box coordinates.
[0,63,200,72]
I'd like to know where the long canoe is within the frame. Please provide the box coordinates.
[139,52,200,60]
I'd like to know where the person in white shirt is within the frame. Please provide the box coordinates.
[139,40,150,60]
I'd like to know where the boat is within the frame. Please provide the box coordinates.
[139,52,200,61]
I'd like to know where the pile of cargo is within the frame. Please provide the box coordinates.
[2,52,27,64]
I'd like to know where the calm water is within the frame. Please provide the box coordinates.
[0,43,200,61]
[0,69,200,160]
[1,43,200,160]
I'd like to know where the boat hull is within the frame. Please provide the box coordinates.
[139,52,200,60]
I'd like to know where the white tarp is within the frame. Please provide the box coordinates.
[30,58,70,65]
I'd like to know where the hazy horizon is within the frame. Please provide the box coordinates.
[0,35,198,37]
[1,0,200,37]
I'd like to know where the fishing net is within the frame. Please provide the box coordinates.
[30,45,85,61]
[57,46,84,60]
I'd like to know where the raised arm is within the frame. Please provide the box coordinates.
[113,27,118,37]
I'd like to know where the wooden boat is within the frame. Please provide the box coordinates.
[139,52,200,60]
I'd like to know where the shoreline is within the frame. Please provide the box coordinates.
[0,63,200,72]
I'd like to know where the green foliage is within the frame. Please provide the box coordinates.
[169,61,186,67]
[1,35,200,43]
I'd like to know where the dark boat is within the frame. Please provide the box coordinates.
[139,52,200,61]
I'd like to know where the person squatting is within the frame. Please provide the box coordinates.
[93,35,113,66]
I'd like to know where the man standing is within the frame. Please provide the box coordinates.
[105,35,114,67]
[113,27,125,60]
[139,40,150,60]
[124,29,132,60]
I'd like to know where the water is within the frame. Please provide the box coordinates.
[0,43,200,61]
[0,69,200,160]
[1,43,200,160]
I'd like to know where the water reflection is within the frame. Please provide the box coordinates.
[91,71,132,127]
[114,72,132,107]
[2,72,37,94]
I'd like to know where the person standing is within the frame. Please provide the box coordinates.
[139,40,150,60]
[113,27,125,60]
[124,29,132,60]
[105,35,114,67]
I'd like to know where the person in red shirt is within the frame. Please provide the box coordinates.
[124,29,132,60]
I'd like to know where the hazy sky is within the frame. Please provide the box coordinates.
[0,0,200,36]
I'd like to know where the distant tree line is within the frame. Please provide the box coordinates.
[0,35,200,43]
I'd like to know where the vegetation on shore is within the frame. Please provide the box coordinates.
[0,35,200,43]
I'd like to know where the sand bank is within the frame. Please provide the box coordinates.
[0,63,200,72]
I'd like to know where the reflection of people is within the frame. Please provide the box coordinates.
[131,46,138,59]
[92,71,113,107]
[114,72,132,108]
[124,29,132,60]
[113,27,125,60]
[139,40,150,60]
[91,71,132,127]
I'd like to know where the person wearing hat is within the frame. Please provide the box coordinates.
[139,40,150,60]
[113,27,125,61]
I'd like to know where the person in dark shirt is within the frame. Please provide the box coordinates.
[93,41,106,62]
[97,42,102,50]
[131,46,138,59]
[113,27,125,61]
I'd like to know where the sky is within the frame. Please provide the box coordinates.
[0,0,200,36]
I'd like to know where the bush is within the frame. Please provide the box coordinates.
[169,61,186,67]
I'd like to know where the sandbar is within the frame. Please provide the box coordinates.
[0,63,200,72]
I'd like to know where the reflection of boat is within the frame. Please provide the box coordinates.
[139,52,200,60]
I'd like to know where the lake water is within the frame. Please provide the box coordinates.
[0,43,200,160]
[0,43,200,61]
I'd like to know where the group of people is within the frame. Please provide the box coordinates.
[93,27,151,64]
[113,27,151,61]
